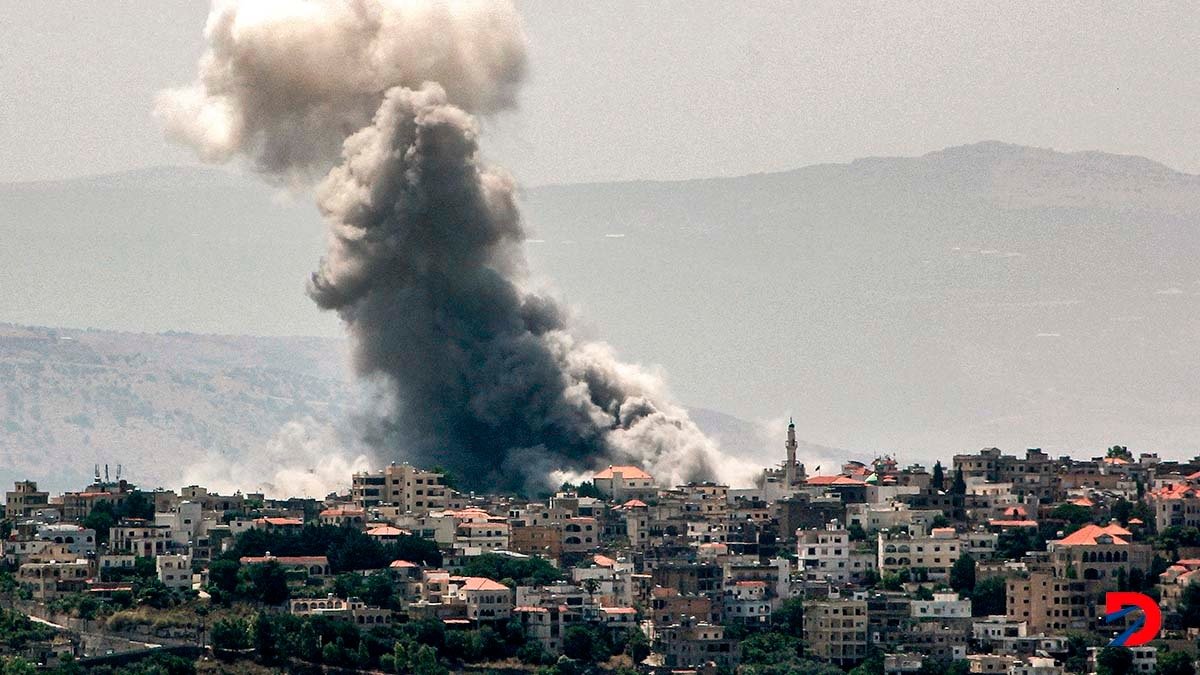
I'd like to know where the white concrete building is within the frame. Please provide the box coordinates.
[911,592,972,619]
[878,526,962,580]
[721,580,771,624]
[156,553,193,591]
[797,521,876,584]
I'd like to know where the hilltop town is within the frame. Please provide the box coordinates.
[2,426,1200,675]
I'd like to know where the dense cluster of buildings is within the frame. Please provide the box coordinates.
[5,423,1200,672]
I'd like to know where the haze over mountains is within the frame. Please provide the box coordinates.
[2,141,1199,491]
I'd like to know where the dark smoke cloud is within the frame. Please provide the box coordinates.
[160,0,741,491]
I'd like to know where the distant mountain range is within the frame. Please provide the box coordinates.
[3,141,1199,486]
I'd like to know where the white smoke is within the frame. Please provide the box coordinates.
[162,0,745,491]
[156,0,527,177]
[181,418,369,499]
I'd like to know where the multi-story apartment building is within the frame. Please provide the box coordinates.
[847,502,943,534]
[34,524,97,556]
[878,526,962,580]
[953,448,1057,503]
[289,596,393,626]
[805,598,869,667]
[561,517,599,555]
[899,620,968,660]
[178,486,245,513]
[453,508,510,554]
[351,463,449,513]
[451,576,514,622]
[1006,571,1091,633]
[592,465,656,501]
[1148,479,1200,531]
[797,521,877,584]
[866,591,912,647]
[509,524,563,559]
[910,591,971,620]
[156,553,193,591]
[155,501,203,548]
[319,506,367,529]
[721,580,771,625]
[18,560,90,600]
[1045,523,1151,587]
[110,520,174,557]
[651,587,719,626]
[654,618,740,670]
[5,481,49,519]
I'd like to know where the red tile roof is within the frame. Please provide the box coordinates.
[367,526,409,537]
[320,507,365,518]
[594,465,652,480]
[599,606,637,614]
[807,475,866,486]
[1054,523,1132,546]
[455,576,510,592]
[255,517,303,526]
[240,555,328,565]
[1151,482,1200,500]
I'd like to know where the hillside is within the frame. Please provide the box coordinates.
[0,323,799,493]
[3,141,1200,478]
[0,323,351,491]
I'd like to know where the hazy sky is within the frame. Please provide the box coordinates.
[1,1,1198,185]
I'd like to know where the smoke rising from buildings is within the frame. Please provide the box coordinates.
[160,0,738,491]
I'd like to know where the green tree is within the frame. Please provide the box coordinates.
[1097,646,1135,675]
[951,467,967,495]
[121,490,155,520]
[0,657,36,675]
[206,558,240,594]
[1064,631,1104,674]
[997,527,1045,559]
[931,461,945,491]
[1157,651,1196,675]
[772,597,805,637]
[518,642,554,665]
[950,553,975,592]
[562,626,606,661]
[238,560,289,605]
[364,570,397,607]
[461,553,563,587]
[1051,504,1094,533]
[412,645,448,675]
[740,631,800,663]
[1107,446,1133,461]
[82,502,117,545]
[297,621,321,663]
[1179,582,1200,628]
[135,579,174,609]
[210,617,252,651]
[1112,498,1133,525]
[921,658,969,675]
[253,613,281,664]
[971,577,1007,616]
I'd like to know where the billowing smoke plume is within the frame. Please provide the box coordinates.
[160,0,737,491]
